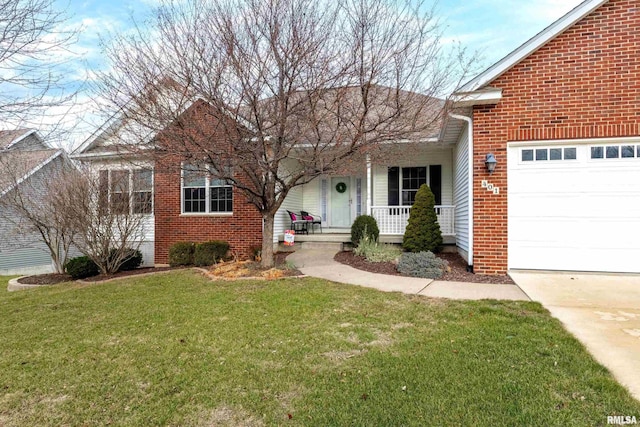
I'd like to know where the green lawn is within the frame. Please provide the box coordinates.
[0,272,638,426]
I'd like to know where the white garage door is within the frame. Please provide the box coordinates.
[508,141,640,273]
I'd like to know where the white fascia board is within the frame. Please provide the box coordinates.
[459,0,608,92]
[0,150,63,198]
[451,88,503,107]
[5,129,38,149]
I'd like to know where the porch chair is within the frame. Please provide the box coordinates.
[300,210,322,234]
[287,210,310,235]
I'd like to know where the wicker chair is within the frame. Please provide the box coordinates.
[300,210,322,233]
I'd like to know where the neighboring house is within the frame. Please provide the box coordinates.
[0,129,67,274]
[75,0,639,275]
[443,0,640,274]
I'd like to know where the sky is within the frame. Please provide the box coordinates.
[44,0,585,149]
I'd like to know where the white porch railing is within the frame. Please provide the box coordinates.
[371,205,455,236]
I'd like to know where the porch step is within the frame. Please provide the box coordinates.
[300,241,343,251]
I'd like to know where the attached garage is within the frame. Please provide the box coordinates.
[508,139,640,273]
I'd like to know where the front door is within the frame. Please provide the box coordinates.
[330,177,351,227]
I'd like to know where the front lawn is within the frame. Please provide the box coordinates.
[0,272,638,425]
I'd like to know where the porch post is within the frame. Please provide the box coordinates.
[366,154,372,215]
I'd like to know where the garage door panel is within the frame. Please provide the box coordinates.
[508,143,640,273]
[511,194,583,217]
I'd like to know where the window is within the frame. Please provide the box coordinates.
[522,147,577,162]
[99,169,154,215]
[110,170,130,215]
[402,167,427,205]
[535,149,548,161]
[591,144,640,160]
[133,169,153,214]
[181,163,233,214]
[591,146,604,159]
[387,166,440,207]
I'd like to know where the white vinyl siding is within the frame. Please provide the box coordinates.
[88,159,156,265]
[0,156,64,274]
[302,178,321,217]
[273,185,304,243]
[453,127,470,260]
[371,147,454,206]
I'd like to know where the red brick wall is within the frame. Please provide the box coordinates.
[153,102,263,264]
[154,166,263,264]
[472,0,640,274]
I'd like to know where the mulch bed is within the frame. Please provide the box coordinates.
[207,252,302,279]
[17,273,72,285]
[334,251,515,285]
[17,253,300,286]
[17,267,179,285]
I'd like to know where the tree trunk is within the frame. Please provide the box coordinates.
[261,212,275,268]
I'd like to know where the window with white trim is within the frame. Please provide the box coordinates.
[98,169,154,215]
[181,163,233,214]
[521,147,576,162]
[387,166,441,206]
[591,144,640,160]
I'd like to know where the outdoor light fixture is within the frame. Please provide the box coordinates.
[485,153,497,174]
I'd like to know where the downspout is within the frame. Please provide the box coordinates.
[448,113,474,270]
[366,154,372,215]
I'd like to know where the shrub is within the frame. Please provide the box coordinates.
[194,241,230,266]
[403,184,443,253]
[109,248,143,271]
[351,215,380,246]
[64,256,99,279]
[169,241,196,266]
[397,251,448,279]
[353,235,402,263]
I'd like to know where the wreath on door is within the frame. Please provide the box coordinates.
[335,182,347,193]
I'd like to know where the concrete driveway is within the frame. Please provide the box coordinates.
[510,271,640,401]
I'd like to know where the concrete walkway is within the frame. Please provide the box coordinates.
[511,271,640,401]
[287,247,529,301]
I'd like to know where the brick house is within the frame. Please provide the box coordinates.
[443,0,640,274]
[73,100,263,265]
[75,0,639,274]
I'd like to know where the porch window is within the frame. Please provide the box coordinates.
[182,163,233,214]
[387,166,441,207]
[402,167,426,205]
[98,169,154,215]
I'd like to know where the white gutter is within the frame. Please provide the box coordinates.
[448,113,473,269]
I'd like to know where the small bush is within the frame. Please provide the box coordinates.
[169,241,195,267]
[109,248,143,271]
[397,251,448,279]
[194,241,230,266]
[64,256,99,279]
[403,184,443,253]
[354,235,402,263]
[351,215,380,246]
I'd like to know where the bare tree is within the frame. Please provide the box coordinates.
[96,0,473,267]
[0,150,77,273]
[63,167,148,275]
[0,0,77,125]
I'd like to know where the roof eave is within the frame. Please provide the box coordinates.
[451,88,503,107]
[0,150,63,198]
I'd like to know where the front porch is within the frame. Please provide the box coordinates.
[277,205,456,244]
[274,145,459,247]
